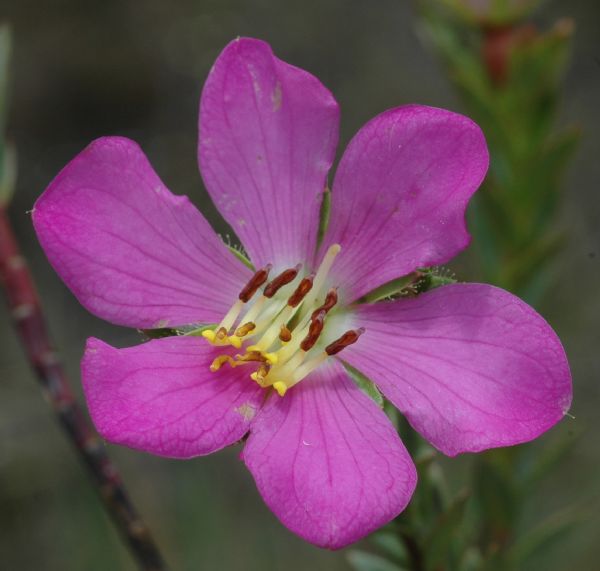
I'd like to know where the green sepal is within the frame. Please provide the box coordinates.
[417,268,458,292]
[359,273,423,303]
[226,244,254,270]
[317,187,331,247]
[342,362,384,408]
[184,323,217,336]
[140,323,218,339]
[139,327,181,339]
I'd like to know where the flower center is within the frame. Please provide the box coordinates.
[202,244,363,396]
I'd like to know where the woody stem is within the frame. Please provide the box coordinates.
[0,206,168,571]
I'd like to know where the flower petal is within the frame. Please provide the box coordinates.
[33,137,250,328]
[320,105,489,301]
[242,361,416,549]
[82,336,264,458]
[341,284,572,456]
[199,37,340,269]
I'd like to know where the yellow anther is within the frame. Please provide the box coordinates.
[210,355,234,372]
[251,370,271,387]
[273,382,288,397]
[235,321,256,337]
[264,352,279,365]
[202,328,242,348]
[202,330,216,342]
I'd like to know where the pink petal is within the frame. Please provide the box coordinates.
[320,105,489,302]
[33,137,250,328]
[341,284,572,456]
[82,336,264,459]
[199,37,339,269]
[242,361,416,549]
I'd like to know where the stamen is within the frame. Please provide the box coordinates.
[210,355,235,372]
[302,244,341,310]
[235,322,256,337]
[286,275,314,307]
[325,327,365,355]
[204,241,361,396]
[234,350,266,363]
[273,351,329,397]
[202,327,242,348]
[279,325,292,343]
[250,363,272,387]
[263,265,301,298]
[300,310,326,352]
[310,288,338,321]
[248,305,294,352]
[239,296,266,327]
[239,264,272,302]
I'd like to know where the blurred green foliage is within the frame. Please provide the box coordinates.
[0,24,16,207]
[350,2,580,570]
[418,0,579,304]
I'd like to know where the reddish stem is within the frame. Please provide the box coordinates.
[482,23,537,86]
[0,207,168,571]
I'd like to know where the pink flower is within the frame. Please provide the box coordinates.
[32,38,572,549]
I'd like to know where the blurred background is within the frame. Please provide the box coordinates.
[0,1,598,570]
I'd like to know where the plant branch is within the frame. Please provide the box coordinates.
[0,206,168,571]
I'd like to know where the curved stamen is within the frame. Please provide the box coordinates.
[300,310,326,352]
[310,288,338,321]
[286,274,314,307]
[279,325,292,343]
[272,328,366,396]
[239,264,272,302]
[325,327,365,355]
[263,265,301,298]
[235,321,256,337]
[300,244,340,314]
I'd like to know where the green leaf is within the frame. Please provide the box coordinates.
[508,507,585,566]
[317,187,331,247]
[473,454,519,547]
[347,550,409,571]
[342,362,384,408]
[460,547,484,571]
[423,490,470,571]
[0,24,15,207]
[0,24,12,131]
[520,427,578,492]
[370,531,410,564]
[0,141,16,207]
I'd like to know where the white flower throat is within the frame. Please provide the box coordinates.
[202,244,363,396]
